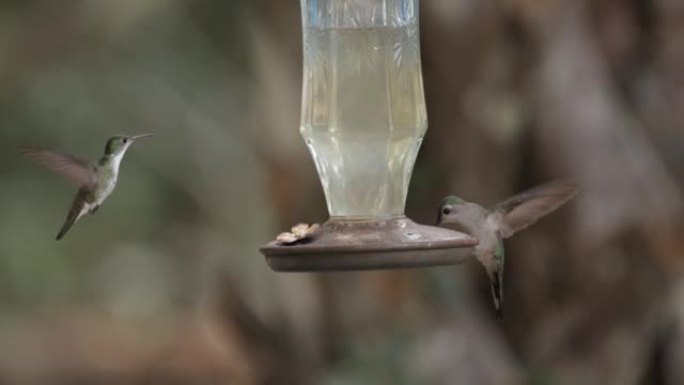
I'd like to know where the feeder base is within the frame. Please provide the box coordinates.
[261,217,477,272]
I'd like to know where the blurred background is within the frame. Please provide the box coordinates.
[0,0,683,384]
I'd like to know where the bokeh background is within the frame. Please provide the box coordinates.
[0,0,683,384]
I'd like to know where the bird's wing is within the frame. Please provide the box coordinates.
[488,180,579,238]
[20,146,97,187]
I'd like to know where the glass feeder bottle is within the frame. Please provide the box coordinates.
[300,0,426,220]
[261,0,476,272]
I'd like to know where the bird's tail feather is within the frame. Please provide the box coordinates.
[56,213,78,241]
[490,271,504,322]
[56,194,86,241]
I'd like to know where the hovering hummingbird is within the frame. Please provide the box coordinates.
[21,134,154,240]
[436,181,578,321]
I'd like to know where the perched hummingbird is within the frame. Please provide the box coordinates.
[436,181,578,321]
[21,134,154,240]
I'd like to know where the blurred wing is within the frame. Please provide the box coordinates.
[489,180,579,238]
[20,146,96,187]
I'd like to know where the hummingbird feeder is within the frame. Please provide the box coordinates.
[261,0,476,271]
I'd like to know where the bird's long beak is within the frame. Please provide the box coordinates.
[131,133,154,141]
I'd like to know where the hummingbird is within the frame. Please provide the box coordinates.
[21,134,154,240]
[436,181,578,321]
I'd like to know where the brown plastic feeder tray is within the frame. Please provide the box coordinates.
[261,217,478,272]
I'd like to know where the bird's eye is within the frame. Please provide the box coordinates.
[442,207,451,215]
[122,138,128,144]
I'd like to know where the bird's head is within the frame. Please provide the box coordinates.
[437,195,466,226]
[104,134,154,157]
[436,195,485,234]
